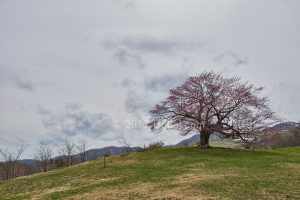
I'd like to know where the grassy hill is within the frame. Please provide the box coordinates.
[0,146,299,200]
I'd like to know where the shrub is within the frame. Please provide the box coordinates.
[243,143,251,149]
[147,141,164,150]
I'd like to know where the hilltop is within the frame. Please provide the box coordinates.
[0,146,299,200]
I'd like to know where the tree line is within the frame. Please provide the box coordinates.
[0,139,89,180]
[0,137,139,181]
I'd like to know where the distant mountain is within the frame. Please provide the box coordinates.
[83,146,143,160]
[19,159,39,166]
[175,133,220,147]
[18,146,143,167]
[175,135,200,146]
[266,121,299,132]
[18,122,300,165]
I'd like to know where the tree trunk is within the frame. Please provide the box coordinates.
[199,132,211,148]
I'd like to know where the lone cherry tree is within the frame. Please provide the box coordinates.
[147,71,278,148]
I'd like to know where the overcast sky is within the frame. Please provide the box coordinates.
[0,0,299,158]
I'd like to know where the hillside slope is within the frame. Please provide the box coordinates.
[0,147,299,200]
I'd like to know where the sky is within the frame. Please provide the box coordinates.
[0,0,300,158]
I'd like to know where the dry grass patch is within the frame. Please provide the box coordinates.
[285,163,300,171]
[31,177,119,199]
[31,185,72,199]
[109,158,139,166]
[187,163,206,168]
[68,171,224,200]
[69,182,216,200]
[259,188,300,200]
[72,177,120,185]
[173,173,225,185]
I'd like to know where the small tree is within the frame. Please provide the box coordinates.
[0,144,27,180]
[76,138,87,163]
[59,140,76,167]
[35,144,53,172]
[147,71,278,148]
[118,137,132,154]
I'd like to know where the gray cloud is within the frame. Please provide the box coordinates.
[102,35,203,69]
[14,76,35,92]
[123,90,160,124]
[110,0,136,12]
[113,47,145,69]
[122,73,190,118]
[124,91,151,114]
[144,73,188,92]
[123,73,189,117]
[102,35,203,54]
[181,57,195,69]
[214,51,248,67]
[112,78,140,90]
[120,78,138,88]
[0,66,35,92]
[36,103,117,143]
[101,35,203,69]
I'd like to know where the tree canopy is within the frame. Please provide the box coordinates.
[147,71,278,148]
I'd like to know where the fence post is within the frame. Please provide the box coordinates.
[103,155,106,168]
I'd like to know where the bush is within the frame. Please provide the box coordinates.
[147,141,164,150]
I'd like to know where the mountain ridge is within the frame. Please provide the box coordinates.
[17,121,299,164]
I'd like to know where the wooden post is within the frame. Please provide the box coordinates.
[103,155,106,168]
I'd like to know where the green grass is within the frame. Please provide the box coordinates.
[0,146,299,199]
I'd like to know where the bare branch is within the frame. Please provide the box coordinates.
[118,137,132,154]
[35,144,53,172]
[76,138,87,163]
[0,144,27,180]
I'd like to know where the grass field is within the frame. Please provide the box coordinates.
[0,146,299,200]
